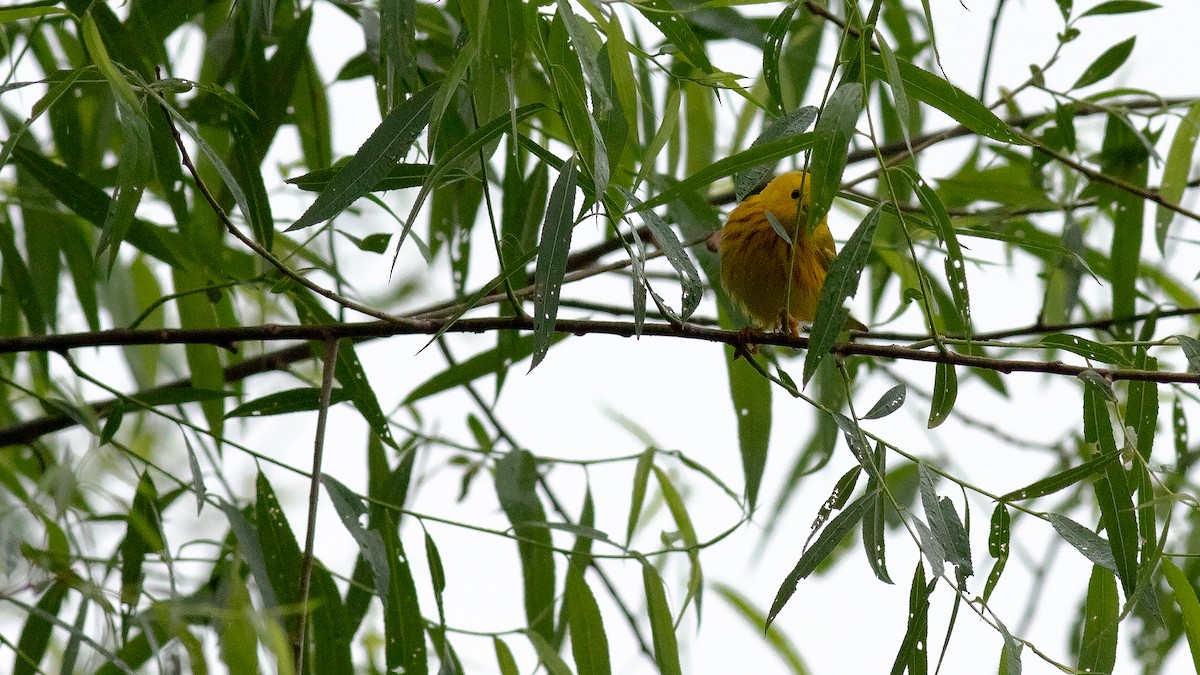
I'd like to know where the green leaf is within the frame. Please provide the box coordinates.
[803,205,882,385]
[1083,385,1139,597]
[734,106,818,201]
[767,494,870,627]
[642,563,683,675]
[494,638,520,675]
[1162,558,1200,672]
[626,448,655,545]
[863,384,906,420]
[13,581,68,675]
[862,445,892,584]
[530,158,579,371]
[927,361,958,429]
[1072,37,1136,89]
[1157,102,1200,253]
[625,191,704,320]
[653,466,703,617]
[286,163,448,193]
[712,583,810,672]
[889,563,931,675]
[0,6,69,23]
[1079,1,1160,18]
[291,292,397,448]
[632,131,815,212]
[226,387,350,418]
[726,348,771,508]
[863,55,1023,144]
[999,450,1120,502]
[983,504,1010,603]
[1077,566,1119,673]
[762,1,801,115]
[918,465,972,576]
[119,470,164,605]
[1039,333,1133,366]
[808,82,862,229]
[631,0,713,73]
[913,180,970,331]
[495,450,556,642]
[322,476,391,604]
[1048,513,1117,572]
[527,631,573,675]
[289,84,439,230]
[566,573,611,675]
[1179,334,1200,374]
[379,511,427,675]
[403,332,565,406]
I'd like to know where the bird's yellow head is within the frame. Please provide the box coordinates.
[753,169,820,233]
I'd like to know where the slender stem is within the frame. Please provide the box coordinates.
[293,338,340,672]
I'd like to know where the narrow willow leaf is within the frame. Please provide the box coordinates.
[914,181,970,331]
[653,467,703,617]
[927,361,957,429]
[1083,385,1139,596]
[727,349,771,508]
[119,471,162,606]
[1039,333,1133,366]
[877,35,913,154]
[226,387,350,418]
[1179,335,1200,374]
[96,110,150,272]
[403,333,565,406]
[626,448,655,545]
[804,465,862,557]
[1162,558,1200,671]
[711,584,810,672]
[80,13,139,110]
[803,205,882,385]
[566,573,611,675]
[1156,101,1200,253]
[632,131,814,212]
[0,6,69,22]
[13,581,68,675]
[290,85,438,230]
[631,0,713,73]
[997,617,1024,675]
[919,466,972,576]
[767,494,869,628]
[863,56,1022,144]
[625,191,703,320]
[530,158,578,370]
[1078,566,1119,673]
[291,293,396,448]
[889,563,931,675]
[494,637,520,675]
[322,476,391,604]
[286,163,446,193]
[999,450,1120,502]
[983,504,1010,603]
[1072,37,1136,89]
[642,563,684,675]
[808,82,862,228]
[862,446,892,584]
[1127,351,1158,460]
[1175,397,1191,473]
[734,106,819,202]
[1080,0,1159,16]
[762,1,800,115]
[495,450,556,642]
[1097,115,1149,342]
[380,511,427,675]
[863,384,906,420]
[1048,513,1117,572]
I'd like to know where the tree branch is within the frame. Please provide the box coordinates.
[3,315,1197,449]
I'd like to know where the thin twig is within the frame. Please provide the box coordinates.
[294,338,340,671]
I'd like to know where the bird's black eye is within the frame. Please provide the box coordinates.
[791,189,801,199]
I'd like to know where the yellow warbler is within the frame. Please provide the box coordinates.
[719,171,836,336]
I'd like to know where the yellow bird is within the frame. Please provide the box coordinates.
[719,171,837,337]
